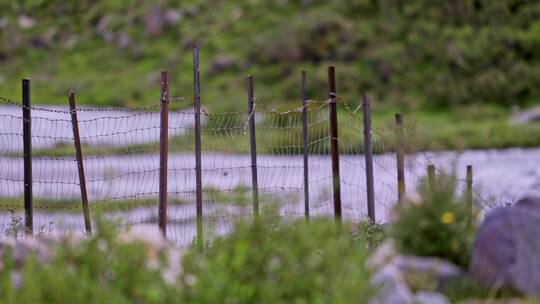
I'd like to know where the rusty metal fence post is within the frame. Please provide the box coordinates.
[158,71,169,236]
[68,91,92,235]
[327,66,342,222]
[193,45,204,250]
[362,95,375,222]
[301,71,310,220]
[247,76,259,218]
[22,79,33,235]
[427,164,436,191]
[395,113,405,204]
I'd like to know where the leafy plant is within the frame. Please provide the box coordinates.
[357,220,387,251]
[0,219,180,304]
[179,216,372,303]
[390,173,476,267]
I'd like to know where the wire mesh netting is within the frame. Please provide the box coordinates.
[0,95,496,245]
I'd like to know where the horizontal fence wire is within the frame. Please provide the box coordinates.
[0,95,502,244]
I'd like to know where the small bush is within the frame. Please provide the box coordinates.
[357,220,387,251]
[390,173,476,267]
[179,216,372,303]
[0,220,180,304]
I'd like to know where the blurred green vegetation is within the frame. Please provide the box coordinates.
[180,215,372,303]
[2,0,540,110]
[0,197,186,213]
[390,173,477,268]
[0,219,182,303]
[1,0,540,150]
[0,215,373,303]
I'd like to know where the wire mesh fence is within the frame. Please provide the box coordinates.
[0,72,498,246]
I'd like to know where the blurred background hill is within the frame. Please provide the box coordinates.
[2,0,540,151]
[2,0,540,112]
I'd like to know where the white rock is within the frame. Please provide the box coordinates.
[163,248,185,285]
[395,256,463,279]
[367,239,397,270]
[370,264,414,304]
[17,15,35,29]
[413,291,450,304]
[118,224,167,251]
[13,237,52,263]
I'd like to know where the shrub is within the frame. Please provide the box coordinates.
[357,220,387,251]
[390,173,476,267]
[0,220,180,304]
[179,216,372,303]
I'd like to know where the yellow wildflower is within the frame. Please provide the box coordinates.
[441,211,455,224]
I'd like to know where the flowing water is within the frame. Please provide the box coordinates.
[1,105,539,245]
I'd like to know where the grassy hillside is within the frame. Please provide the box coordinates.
[2,0,540,111]
[1,0,540,150]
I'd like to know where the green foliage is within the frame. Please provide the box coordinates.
[357,221,387,251]
[3,0,540,110]
[440,275,521,302]
[0,220,180,304]
[179,217,372,303]
[2,1,540,151]
[390,173,476,267]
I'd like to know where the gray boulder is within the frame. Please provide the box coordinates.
[510,106,540,124]
[395,256,463,291]
[469,196,540,297]
[370,264,414,304]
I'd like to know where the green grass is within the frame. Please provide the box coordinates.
[3,1,540,113]
[0,197,186,213]
[0,185,271,213]
[203,185,251,206]
[3,0,540,152]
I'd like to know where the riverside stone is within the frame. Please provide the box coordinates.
[470,196,540,297]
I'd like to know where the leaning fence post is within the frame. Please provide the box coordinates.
[301,71,310,220]
[193,44,204,250]
[158,71,169,236]
[327,66,342,222]
[22,79,33,235]
[466,165,473,226]
[68,91,92,235]
[395,113,405,204]
[362,95,375,222]
[427,164,436,191]
[247,75,259,218]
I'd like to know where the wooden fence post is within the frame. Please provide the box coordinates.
[158,71,169,236]
[427,164,436,191]
[327,66,342,222]
[301,71,310,220]
[363,95,375,222]
[395,113,405,204]
[68,91,92,235]
[193,44,204,250]
[247,76,259,217]
[466,165,473,226]
[22,79,33,235]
